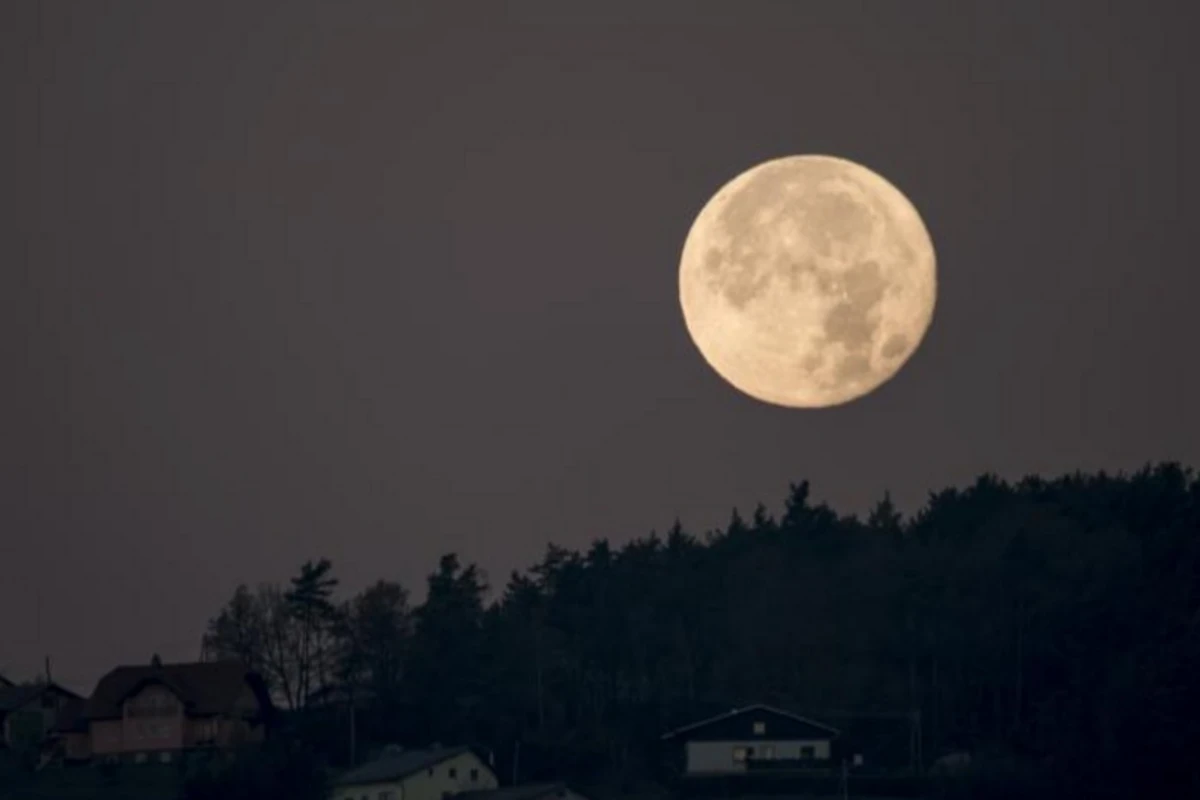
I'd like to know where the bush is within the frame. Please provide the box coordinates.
[180,740,328,800]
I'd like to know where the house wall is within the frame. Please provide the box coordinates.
[120,685,185,752]
[334,751,499,800]
[685,739,833,774]
[89,720,124,755]
[90,682,265,757]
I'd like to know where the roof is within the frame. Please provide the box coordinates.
[661,704,840,741]
[0,682,81,713]
[458,784,571,800]
[83,660,267,720]
[334,746,474,787]
[0,673,13,688]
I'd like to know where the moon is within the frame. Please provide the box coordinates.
[679,154,936,408]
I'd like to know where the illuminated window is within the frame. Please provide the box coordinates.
[753,721,766,735]
[733,747,747,762]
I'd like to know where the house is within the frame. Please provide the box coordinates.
[331,745,498,800]
[0,681,83,751]
[458,783,590,800]
[70,658,271,763]
[661,704,840,776]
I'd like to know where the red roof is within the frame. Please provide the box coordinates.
[83,660,268,721]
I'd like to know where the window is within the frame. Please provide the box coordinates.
[753,721,766,735]
[449,767,458,779]
[134,752,148,764]
[159,752,172,764]
[800,745,815,760]
[470,768,479,782]
[732,747,747,762]
[763,746,775,760]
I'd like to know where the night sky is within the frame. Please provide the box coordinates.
[2,1,1196,692]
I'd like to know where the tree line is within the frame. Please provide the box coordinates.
[201,463,1200,798]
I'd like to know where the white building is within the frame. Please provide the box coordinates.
[661,704,840,776]
[331,746,498,800]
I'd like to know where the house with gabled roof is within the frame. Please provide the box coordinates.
[0,680,82,752]
[661,704,840,776]
[331,745,498,800]
[74,657,271,763]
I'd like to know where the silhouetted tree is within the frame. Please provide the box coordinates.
[286,558,339,707]
[203,582,302,710]
[335,579,412,703]
[199,463,1200,797]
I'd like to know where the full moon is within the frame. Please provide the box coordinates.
[679,155,936,408]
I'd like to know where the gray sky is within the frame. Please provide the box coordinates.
[2,0,1196,693]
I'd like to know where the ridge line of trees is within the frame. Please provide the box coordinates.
[201,463,1200,798]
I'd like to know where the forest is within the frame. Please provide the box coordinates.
[200,463,1200,799]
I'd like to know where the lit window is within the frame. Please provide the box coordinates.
[733,747,747,762]
[753,721,766,735]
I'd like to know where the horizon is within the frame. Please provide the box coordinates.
[3,459,1191,695]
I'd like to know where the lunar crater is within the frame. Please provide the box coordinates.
[680,155,936,408]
